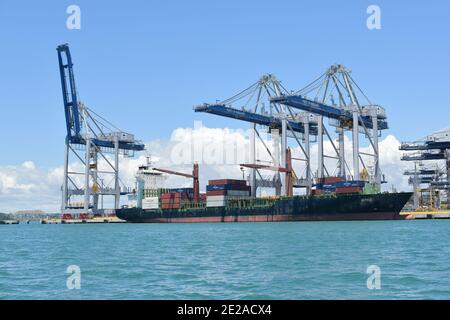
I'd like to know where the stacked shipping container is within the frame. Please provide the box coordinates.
[161,192,191,209]
[206,179,251,207]
[312,177,366,195]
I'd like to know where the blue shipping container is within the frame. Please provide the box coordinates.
[335,181,366,188]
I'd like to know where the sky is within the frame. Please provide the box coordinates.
[0,0,449,212]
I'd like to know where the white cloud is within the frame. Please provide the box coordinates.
[0,126,416,213]
[22,160,36,170]
[0,162,61,213]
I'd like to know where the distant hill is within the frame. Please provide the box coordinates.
[12,210,58,221]
[0,212,13,220]
[15,210,45,215]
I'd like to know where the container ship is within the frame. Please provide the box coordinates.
[116,159,412,223]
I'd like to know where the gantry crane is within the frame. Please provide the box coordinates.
[195,74,318,197]
[400,128,450,209]
[152,164,200,203]
[271,64,388,188]
[57,44,145,214]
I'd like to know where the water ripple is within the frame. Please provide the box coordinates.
[1,221,450,299]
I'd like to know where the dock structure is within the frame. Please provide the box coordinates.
[41,216,126,224]
[400,128,450,210]
[0,220,19,225]
[402,210,450,220]
[56,44,144,217]
[195,65,388,197]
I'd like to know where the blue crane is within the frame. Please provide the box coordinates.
[57,44,144,214]
[194,74,318,196]
[401,152,446,161]
[268,65,388,186]
[270,95,388,130]
[400,129,450,160]
[194,103,318,135]
[57,44,145,152]
[400,128,450,209]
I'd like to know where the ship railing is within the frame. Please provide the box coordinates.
[227,197,278,209]
[181,201,207,210]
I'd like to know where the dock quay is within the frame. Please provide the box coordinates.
[41,217,126,224]
[401,210,450,220]
[0,220,20,225]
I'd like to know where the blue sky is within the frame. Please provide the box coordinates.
[0,0,449,169]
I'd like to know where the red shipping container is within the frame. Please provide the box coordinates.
[335,186,362,194]
[161,198,180,203]
[318,177,344,184]
[161,203,180,209]
[206,190,227,196]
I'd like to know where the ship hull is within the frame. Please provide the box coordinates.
[117,192,412,223]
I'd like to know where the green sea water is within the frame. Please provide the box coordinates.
[1,220,449,300]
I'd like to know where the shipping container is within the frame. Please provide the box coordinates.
[168,187,193,193]
[161,192,190,200]
[335,180,366,188]
[161,203,180,209]
[318,176,344,184]
[208,179,247,186]
[335,186,362,194]
[206,202,226,208]
[206,195,227,202]
[142,197,159,209]
[206,184,250,192]
[206,190,250,197]
[206,199,227,207]
[161,199,181,204]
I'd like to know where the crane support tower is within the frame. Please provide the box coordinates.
[195,74,318,197]
[400,128,450,210]
[195,66,388,197]
[57,44,145,215]
[272,64,388,188]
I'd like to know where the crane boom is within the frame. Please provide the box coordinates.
[57,44,81,139]
[239,164,290,173]
[153,164,200,203]
[270,95,388,130]
[58,43,145,215]
[152,168,193,178]
[241,148,294,196]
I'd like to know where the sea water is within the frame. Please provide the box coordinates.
[1,220,449,299]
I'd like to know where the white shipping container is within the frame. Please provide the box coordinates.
[142,197,159,209]
[206,195,227,202]
[206,201,226,207]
